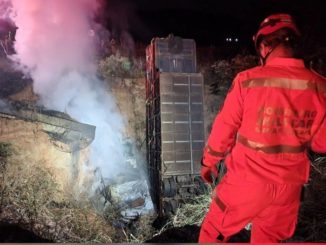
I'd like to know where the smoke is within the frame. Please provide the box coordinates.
[0,0,11,20]
[5,0,131,183]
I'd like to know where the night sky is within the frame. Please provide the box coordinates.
[102,0,326,49]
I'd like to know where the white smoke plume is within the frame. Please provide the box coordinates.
[0,0,11,19]
[6,0,130,183]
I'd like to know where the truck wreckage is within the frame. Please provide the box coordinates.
[0,99,154,223]
[145,35,206,216]
[0,100,96,152]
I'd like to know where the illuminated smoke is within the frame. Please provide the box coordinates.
[6,0,130,183]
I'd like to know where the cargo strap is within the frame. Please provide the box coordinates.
[237,134,306,154]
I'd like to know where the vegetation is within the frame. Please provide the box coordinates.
[205,54,258,95]
[171,192,212,227]
[290,152,326,242]
[0,142,159,243]
[98,53,145,79]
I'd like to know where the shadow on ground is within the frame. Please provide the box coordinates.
[146,225,250,243]
[0,222,52,243]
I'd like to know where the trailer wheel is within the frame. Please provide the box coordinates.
[162,178,177,197]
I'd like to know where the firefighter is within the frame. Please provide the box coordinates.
[199,13,326,243]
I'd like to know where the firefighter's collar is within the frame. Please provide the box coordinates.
[266,57,305,67]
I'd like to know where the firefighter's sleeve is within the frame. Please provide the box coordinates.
[311,116,326,153]
[202,74,244,167]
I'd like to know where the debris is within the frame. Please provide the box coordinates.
[0,100,96,152]
[109,179,154,221]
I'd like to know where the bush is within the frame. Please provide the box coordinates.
[207,54,258,95]
[98,53,145,79]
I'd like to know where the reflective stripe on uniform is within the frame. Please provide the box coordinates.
[212,193,226,212]
[242,78,326,92]
[237,134,306,154]
[206,145,225,157]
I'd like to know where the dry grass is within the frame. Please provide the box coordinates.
[0,141,157,243]
[291,153,326,242]
[4,133,323,243]
[147,190,212,242]
[171,193,212,227]
[148,186,212,241]
[0,142,126,243]
[122,214,157,243]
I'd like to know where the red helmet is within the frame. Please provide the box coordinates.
[253,14,300,49]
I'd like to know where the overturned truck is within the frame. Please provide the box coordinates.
[0,100,95,152]
[145,35,206,216]
[0,100,96,196]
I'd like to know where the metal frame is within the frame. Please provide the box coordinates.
[146,36,206,216]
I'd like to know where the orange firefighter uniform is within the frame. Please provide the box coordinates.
[199,57,326,243]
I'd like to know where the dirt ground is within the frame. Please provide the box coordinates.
[146,225,250,243]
